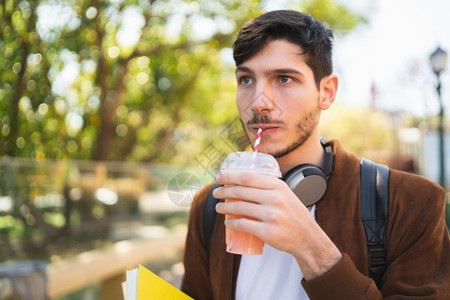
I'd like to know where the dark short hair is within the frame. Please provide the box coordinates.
[232,10,334,87]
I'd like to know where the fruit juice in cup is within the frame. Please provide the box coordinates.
[220,151,281,255]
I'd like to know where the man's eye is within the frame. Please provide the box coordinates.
[279,76,292,83]
[240,76,252,84]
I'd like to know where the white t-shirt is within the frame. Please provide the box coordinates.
[235,205,316,300]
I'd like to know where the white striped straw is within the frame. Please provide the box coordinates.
[250,128,262,167]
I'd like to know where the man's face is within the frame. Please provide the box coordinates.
[235,39,322,158]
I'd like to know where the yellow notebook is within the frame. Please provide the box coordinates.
[122,265,193,300]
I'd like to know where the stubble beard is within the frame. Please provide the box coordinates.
[241,103,320,159]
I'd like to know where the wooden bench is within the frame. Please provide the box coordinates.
[47,225,187,299]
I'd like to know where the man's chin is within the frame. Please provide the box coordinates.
[262,140,304,159]
[257,146,281,157]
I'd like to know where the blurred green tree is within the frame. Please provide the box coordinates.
[0,0,53,157]
[0,0,367,164]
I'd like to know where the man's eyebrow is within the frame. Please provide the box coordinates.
[235,66,252,74]
[264,68,304,77]
[235,66,304,76]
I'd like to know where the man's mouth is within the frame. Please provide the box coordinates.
[251,124,279,135]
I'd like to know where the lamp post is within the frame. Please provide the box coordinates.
[429,46,447,189]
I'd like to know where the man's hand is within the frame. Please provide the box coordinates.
[214,170,342,280]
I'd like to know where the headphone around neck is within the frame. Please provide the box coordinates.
[281,137,334,207]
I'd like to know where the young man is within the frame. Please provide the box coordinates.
[181,10,450,299]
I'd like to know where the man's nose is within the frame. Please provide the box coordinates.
[251,84,275,114]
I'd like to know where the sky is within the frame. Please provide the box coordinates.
[330,0,450,116]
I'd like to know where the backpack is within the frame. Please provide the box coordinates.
[202,157,389,289]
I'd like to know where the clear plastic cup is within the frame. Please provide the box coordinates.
[220,151,281,255]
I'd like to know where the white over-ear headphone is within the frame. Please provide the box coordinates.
[282,137,334,207]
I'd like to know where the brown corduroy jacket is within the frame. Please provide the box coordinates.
[181,140,450,299]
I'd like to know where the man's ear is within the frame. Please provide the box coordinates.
[319,74,338,110]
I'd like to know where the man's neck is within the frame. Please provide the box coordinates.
[276,136,326,175]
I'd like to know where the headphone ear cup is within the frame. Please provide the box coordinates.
[283,165,327,207]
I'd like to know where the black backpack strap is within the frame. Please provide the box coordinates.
[202,184,223,254]
[360,157,389,289]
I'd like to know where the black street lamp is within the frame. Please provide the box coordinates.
[429,46,447,189]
